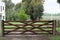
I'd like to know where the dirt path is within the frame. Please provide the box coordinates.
[0,35,50,40]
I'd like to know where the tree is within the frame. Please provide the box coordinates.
[22,0,44,20]
[15,3,21,13]
[2,0,14,20]
[18,5,29,21]
[57,0,60,4]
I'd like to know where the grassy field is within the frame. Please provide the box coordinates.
[50,27,60,40]
[50,35,60,40]
[42,16,60,20]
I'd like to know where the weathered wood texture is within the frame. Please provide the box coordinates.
[2,20,56,36]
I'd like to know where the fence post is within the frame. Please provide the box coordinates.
[0,20,2,36]
[52,20,56,35]
[2,20,4,37]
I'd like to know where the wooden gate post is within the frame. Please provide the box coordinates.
[0,20,4,37]
[2,20,4,37]
[52,20,56,35]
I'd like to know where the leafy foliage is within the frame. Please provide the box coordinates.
[3,0,15,20]
[3,0,44,21]
[15,3,21,13]
[3,0,25,21]
[18,6,29,21]
[22,0,44,20]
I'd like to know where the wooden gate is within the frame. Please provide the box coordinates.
[2,20,56,36]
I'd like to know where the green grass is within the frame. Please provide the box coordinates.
[50,35,60,40]
[56,27,60,32]
[50,27,60,40]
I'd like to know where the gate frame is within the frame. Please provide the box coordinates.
[2,20,56,37]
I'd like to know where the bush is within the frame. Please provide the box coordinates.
[18,7,29,21]
[18,13,29,21]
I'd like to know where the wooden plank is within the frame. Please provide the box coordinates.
[4,24,52,26]
[4,32,52,35]
[4,20,53,22]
